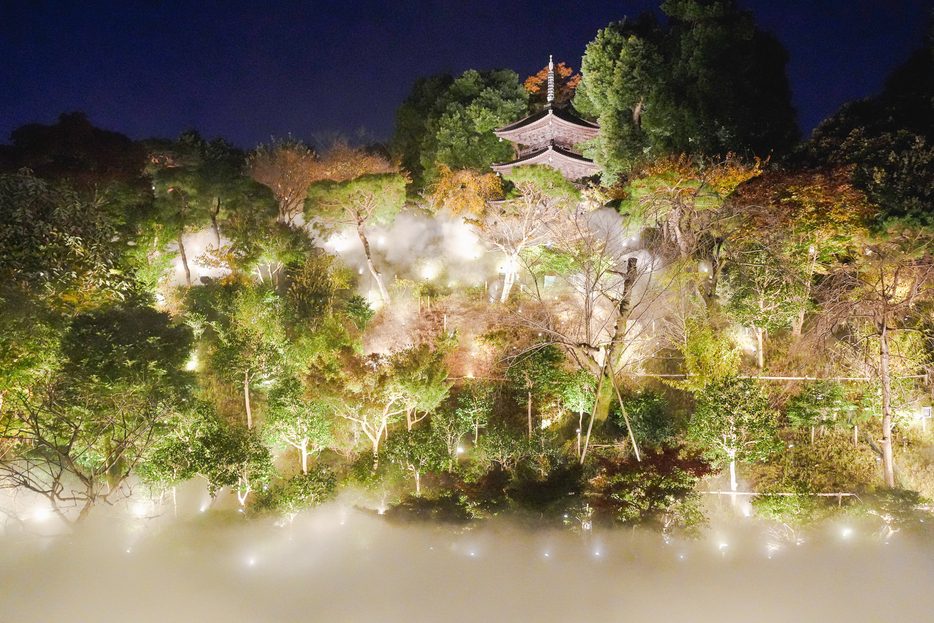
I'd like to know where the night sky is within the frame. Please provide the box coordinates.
[1,0,930,149]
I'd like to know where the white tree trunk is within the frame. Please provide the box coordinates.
[243,371,253,429]
[880,323,896,487]
[500,268,516,304]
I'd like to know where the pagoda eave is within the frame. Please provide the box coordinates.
[492,145,601,180]
[494,108,600,145]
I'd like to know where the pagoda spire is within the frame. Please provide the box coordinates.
[547,55,554,105]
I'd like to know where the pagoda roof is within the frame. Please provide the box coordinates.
[492,144,601,180]
[494,107,600,144]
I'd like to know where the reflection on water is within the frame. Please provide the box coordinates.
[2,500,934,623]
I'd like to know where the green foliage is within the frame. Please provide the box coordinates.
[0,170,132,310]
[142,404,274,496]
[473,423,533,471]
[392,69,529,189]
[392,342,451,420]
[305,172,406,231]
[285,251,351,328]
[670,317,740,393]
[587,447,713,537]
[618,389,675,449]
[505,345,566,413]
[575,1,798,182]
[786,382,856,430]
[344,295,374,330]
[263,377,334,470]
[252,469,337,519]
[145,131,278,280]
[1,303,193,521]
[445,379,495,449]
[752,490,832,528]
[752,429,879,495]
[61,305,193,390]
[384,427,448,491]
[688,376,780,469]
[724,245,805,333]
[559,370,596,416]
[192,283,291,393]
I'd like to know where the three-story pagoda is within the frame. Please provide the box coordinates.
[492,57,601,180]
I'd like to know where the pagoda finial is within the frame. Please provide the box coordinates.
[547,55,554,105]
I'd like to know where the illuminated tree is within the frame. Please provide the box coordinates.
[628,156,762,309]
[147,132,276,285]
[817,234,934,487]
[455,379,494,444]
[0,170,133,413]
[730,166,874,335]
[384,427,446,494]
[426,164,502,216]
[559,370,597,458]
[192,284,289,429]
[263,378,334,474]
[506,344,565,437]
[252,469,337,521]
[305,169,407,305]
[688,376,779,492]
[468,166,577,303]
[393,69,529,189]
[142,402,274,507]
[575,2,797,181]
[515,196,677,436]
[1,305,192,523]
[724,244,805,367]
[307,349,407,468]
[587,447,712,536]
[524,61,581,110]
[392,342,451,431]
[247,138,319,225]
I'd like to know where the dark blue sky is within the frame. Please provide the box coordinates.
[1,0,930,149]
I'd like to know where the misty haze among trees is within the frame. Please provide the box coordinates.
[3,0,934,541]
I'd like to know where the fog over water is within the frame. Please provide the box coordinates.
[3,493,934,623]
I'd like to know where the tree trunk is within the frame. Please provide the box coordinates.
[880,323,896,487]
[577,409,584,459]
[729,456,738,492]
[177,229,192,287]
[357,222,390,305]
[527,390,533,438]
[211,197,221,248]
[414,470,421,495]
[792,308,805,337]
[300,440,309,475]
[500,266,516,304]
[589,258,639,423]
[754,325,765,369]
[237,478,249,507]
[243,371,253,429]
[591,368,615,423]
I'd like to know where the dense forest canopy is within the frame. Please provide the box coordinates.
[3,2,934,539]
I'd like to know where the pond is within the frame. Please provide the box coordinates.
[2,497,933,623]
